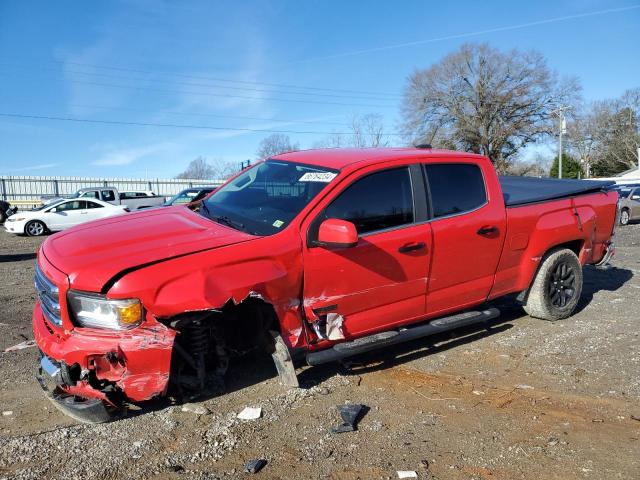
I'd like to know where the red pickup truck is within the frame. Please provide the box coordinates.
[33,148,618,422]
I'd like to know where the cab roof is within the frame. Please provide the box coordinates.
[272,147,486,170]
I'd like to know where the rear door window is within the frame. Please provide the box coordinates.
[323,167,414,234]
[101,190,116,202]
[425,164,486,218]
[56,200,86,211]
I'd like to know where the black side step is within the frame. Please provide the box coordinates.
[306,308,500,366]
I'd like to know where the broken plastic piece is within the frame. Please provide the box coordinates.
[4,339,37,352]
[397,471,418,479]
[244,459,267,474]
[331,403,366,433]
[270,331,299,388]
[326,313,345,340]
[237,406,262,420]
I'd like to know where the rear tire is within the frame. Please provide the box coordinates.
[25,220,46,236]
[523,248,583,322]
[620,208,630,226]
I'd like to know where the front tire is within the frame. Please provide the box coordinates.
[25,220,46,237]
[620,208,630,226]
[523,248,583,321]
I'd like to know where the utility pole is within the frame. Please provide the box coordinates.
[552,106,571,179]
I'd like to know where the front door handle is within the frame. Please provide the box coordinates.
[477,226,498,236]
[398,242,426,253]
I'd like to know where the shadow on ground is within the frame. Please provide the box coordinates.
[0,252,37,262]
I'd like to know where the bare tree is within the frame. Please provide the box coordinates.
[176,157,237,180]
[401,43,579,172]
[256,134,299,159]
[506,152,550,177]
[176,156,215,179]
[568,88,639,177]
[314,113,390,148]
[350,114,389,147]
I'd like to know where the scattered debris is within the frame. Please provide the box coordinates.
[420,459,430,470]
[592,418,604,423]
[547,437,559,446]
[237,406,262,420]
[516,384,534,390]
[331,404,366,433]
[3,340,36,352]
[2,411,13,416]
[181,403,210,415]
[397,471,418,479]
[472,390,485,395]
[630,415,640,422]
[244,459,267,474]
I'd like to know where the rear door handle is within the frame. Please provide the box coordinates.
[398,242,426,253]
[477,226,498,236]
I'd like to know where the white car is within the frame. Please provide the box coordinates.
[3,198,129,236]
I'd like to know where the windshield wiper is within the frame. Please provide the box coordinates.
[213,215,245,232]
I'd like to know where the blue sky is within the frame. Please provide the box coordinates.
[0,0,638,178]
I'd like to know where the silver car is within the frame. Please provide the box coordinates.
[617,186,640,225]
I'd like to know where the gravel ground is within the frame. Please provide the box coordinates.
[0,225,638,480]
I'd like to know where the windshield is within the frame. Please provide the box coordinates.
[33,199,65,211]
[201,160,338,236]
[165,189,198,205]
[618,188,631,198]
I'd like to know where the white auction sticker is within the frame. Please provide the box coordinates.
[299,172,337,182]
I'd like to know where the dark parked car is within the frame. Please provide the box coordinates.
[163,187,216,211]
[0,200,18,223]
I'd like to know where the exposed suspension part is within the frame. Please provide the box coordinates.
[164,299,282,398]
[168,313,229,398]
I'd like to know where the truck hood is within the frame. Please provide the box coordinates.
[41,207,256,292]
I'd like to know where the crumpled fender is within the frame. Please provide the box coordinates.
[106,230,307,348]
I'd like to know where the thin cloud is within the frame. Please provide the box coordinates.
[93,142,174,166]
[292,5,640,63]
[9,163,58,172]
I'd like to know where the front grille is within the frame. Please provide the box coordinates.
[34,264,62,327]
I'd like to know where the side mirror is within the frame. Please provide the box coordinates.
[317,219,358,248]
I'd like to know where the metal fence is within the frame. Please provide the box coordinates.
[0,176,225,204]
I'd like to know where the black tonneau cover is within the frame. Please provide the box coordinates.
[499,176,615,207]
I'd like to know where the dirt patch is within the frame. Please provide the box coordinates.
[0,225,638,479]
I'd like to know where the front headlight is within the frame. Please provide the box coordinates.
[67,291,143,330]
[7,217,25,222]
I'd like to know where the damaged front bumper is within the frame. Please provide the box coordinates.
[36,353,114,423]
[33,302,176,421]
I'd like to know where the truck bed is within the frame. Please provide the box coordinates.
[499,176,615,207]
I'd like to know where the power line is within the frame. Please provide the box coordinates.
[11,101,353,127]
[0,112,405,136]
[20,59,404,98]
[5,75,398,109]
[1,63,401,102]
